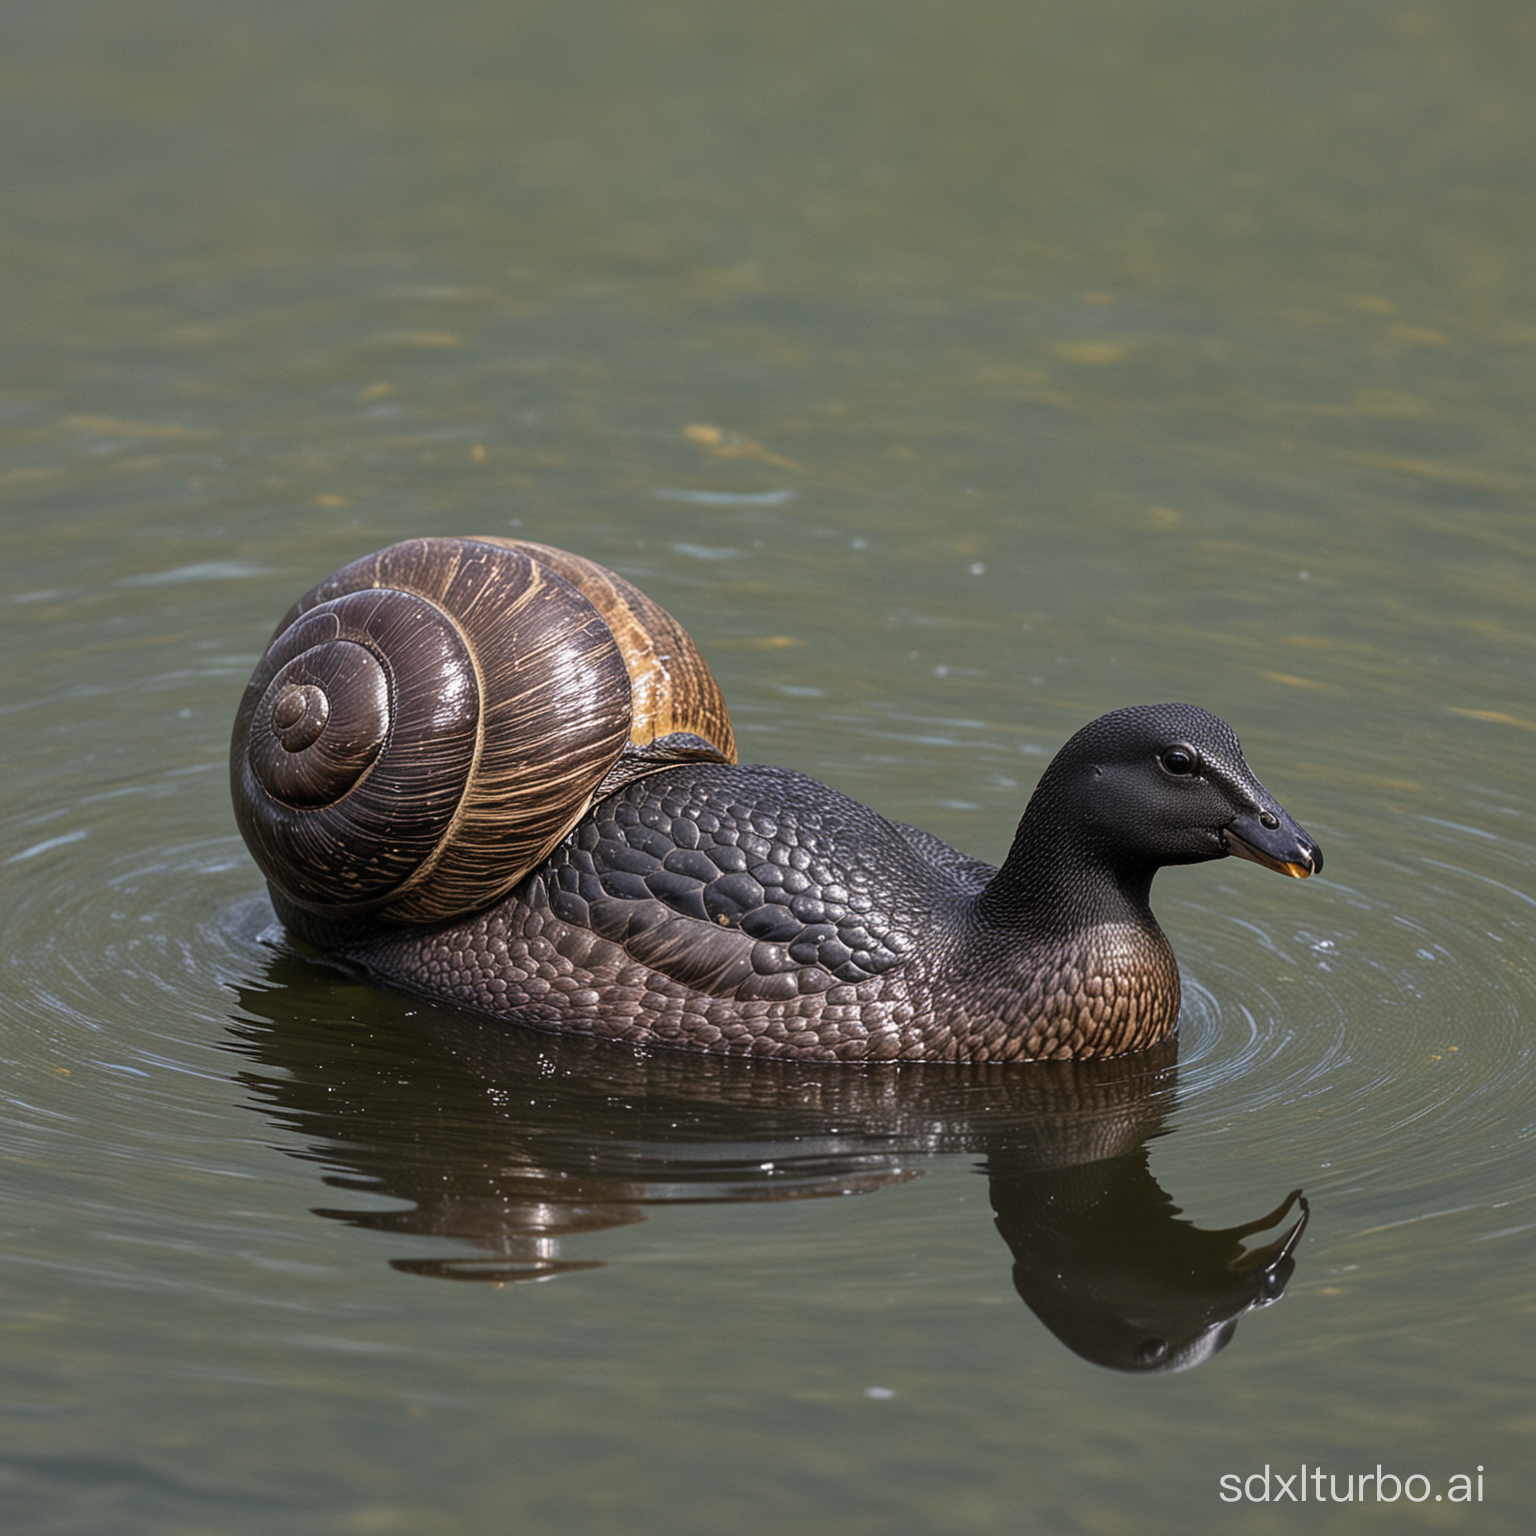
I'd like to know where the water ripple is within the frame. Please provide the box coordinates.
[1166,845,1536,1228]
[0,828,268,1143]
[6,795,1533,1286]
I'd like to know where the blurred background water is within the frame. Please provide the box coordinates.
[2,1,1534,1531]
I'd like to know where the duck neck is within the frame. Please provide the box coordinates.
[974,800,1158,942]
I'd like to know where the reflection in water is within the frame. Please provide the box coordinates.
[229,947,1308,1373]
[989,1161,1305,1374]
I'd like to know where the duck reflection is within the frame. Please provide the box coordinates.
[228,948,1308,1373]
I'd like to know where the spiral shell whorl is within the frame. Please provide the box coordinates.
[232,537,733,926]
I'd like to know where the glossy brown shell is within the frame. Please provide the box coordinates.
[231,536,736,924]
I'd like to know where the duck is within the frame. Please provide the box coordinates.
[232,536,1322,1063]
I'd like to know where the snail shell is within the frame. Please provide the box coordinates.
[231,536,736,924]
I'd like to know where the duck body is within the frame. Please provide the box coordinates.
[275,702,1321,1063]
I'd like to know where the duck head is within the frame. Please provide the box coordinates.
[1004,703,1322,904]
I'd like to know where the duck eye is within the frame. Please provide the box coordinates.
[1159,745,1200,777]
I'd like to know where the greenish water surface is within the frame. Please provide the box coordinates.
[3,2,1534,1532]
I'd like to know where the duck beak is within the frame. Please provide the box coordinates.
[1222,806,1323,878]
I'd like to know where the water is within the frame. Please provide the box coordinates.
[3,1,1534,1530]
